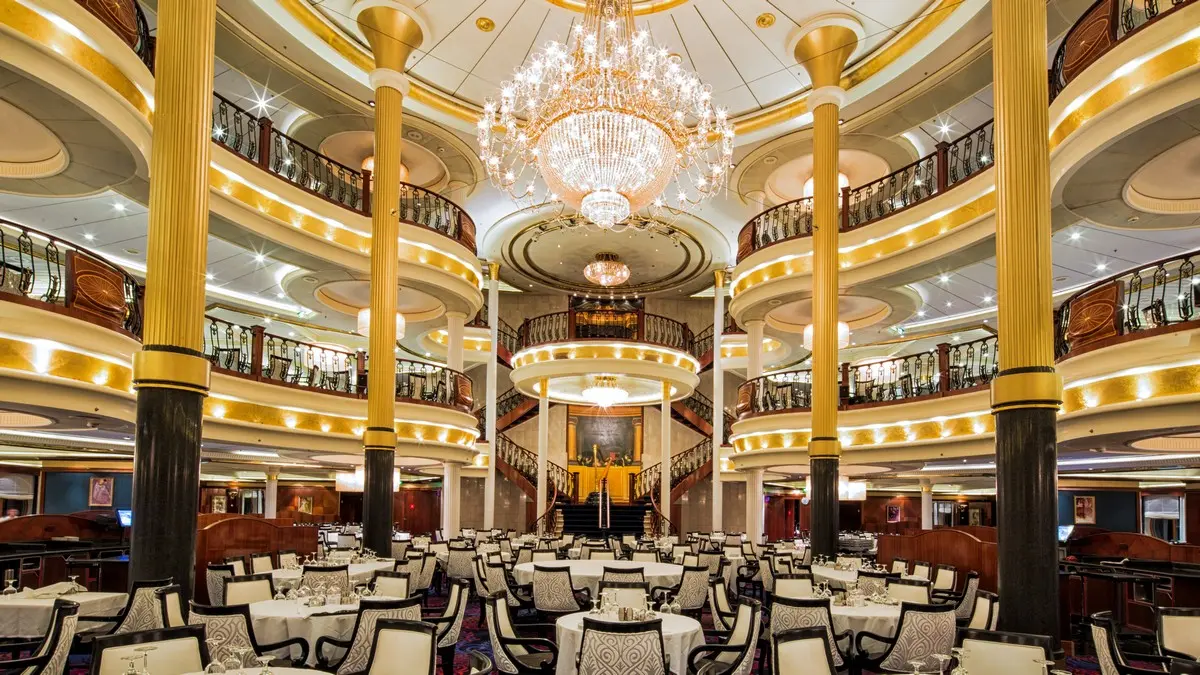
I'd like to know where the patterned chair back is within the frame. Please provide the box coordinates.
[485,591,531,674]
[302,566,350,596]
[759,554,776,593]
[955,573,981,621]
[206,565,234,606]
[390,541,410,560]
[879,603,957,672]
[676,566,710,611]
[335,597,423,675]
[114,580,170,634]
[278,551,299,568]
[577,617,668,675]
[714,600,761,674]
[601,566,645,584]
[857,571,891,597]
[484,561,521,607]
[513,547,533,567]
[446,549,475,581]
[698,552,723,576]
[16,599,78,675]
[187,606,256,666]
[532,565,581,613]
[708,578,736,630]
[434,579,470,649]
[770,596,845,668]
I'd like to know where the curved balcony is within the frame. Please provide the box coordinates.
[735,120,994,263]
[517,308,694,354]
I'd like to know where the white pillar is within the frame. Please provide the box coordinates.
[442,462,461,536]
[746,467,764,543]
[661,382,672,532]
[746,319,765,379]
[264,468,279,519]
[536,378,549,535]
[484,264,500,529]
[921,478,934,530]
[446,311,466,372]
[711,271,726,531]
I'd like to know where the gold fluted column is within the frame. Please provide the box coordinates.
[352,0,425,555]
[990,0,1062,644]
[128,0,216,591]
[792,15,861,559]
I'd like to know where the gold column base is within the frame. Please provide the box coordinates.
[132,350,211,395]
[363,428,397,451]
[808,437,842,458]
[990,370,1063,412]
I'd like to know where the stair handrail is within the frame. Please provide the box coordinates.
[629,439,713,501]
[647,482,676,538]
[495,433,577,501]
[678,390,715,426]
[532,476,561,536]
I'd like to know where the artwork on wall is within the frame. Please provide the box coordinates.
[567,405,643,466]
[886,504,901,523]
[298,496,313,514]
[88,477,114,507]
[1074,495,1097,524]
[211,495,226,514]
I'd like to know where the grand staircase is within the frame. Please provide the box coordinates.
[629,438,715,535]
[492,433,576,530]
[559,502,651,538]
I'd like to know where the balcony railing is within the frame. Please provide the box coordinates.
[737,120,995,263]
[630,439,713,501]
[202,315,473,413]
[495,433,577,502]
[0,219,142,337]
[1050,0,1194,100]
[735,335,999,418]
[1055,249,1198,359]
[691,310,740,360]
[517,309,694,354]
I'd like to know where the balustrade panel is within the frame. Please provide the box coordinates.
[203,317,254,374]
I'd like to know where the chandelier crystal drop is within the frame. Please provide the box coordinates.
[583,252,631,287]
[477,0,734,229]
[581,374,629,408]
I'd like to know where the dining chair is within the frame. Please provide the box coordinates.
[856,570,893,597]
[371,570,411,598]
[223,574,276,606]
[225,556,247,577]
[770,596,851,671]
[774,573,815,600]
[485,590,558,674]
[154,585,186,628]
[423,579,471,675]
[967,590,997,629]
[931,564,958,593]
[596,580,650,609]
[708,577,738,631]
[956,628,1054,675]
[887,577,932,604]
[650,565,709,618]
[631,550,660,563]
[854,602,956,674]
[589,549,617,561]
[685,598,761,675]
[316,597,423,675]
[187,601,310,666]
[601,566,645,583]
[1156,607,1200,660]
[0,599,78,674]
[578,617,669,675]
[890,558,908,575]
[205,564,235,606]
[445,548,476,584]
[911,561,931,580]
[301,564,351,596]
[277,550,299,568]
[936,571,980,621]
[1090,611,1177,675]
[532,565,589,617]
[249,553,274,574]
[361,619,436,675]
[699,551,724,577]
[772,627,839,675]
[468,649,494,675]
[78,578,172,637]
[485,559,534,612]
[411,552,438,596]
[90,625,209,675]
[531,550,558,563]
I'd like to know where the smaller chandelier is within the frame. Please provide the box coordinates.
[356,308,406,340]
[583,253,631,287]
[803,321,850,351]
[581,374,629,408]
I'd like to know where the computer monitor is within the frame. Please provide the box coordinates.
[1057,525,1074,542]
[117,509,132,528]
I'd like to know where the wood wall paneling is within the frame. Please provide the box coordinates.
[194,517,318,602]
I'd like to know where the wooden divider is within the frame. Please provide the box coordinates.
[0,514,120,543]
[876,528,997,592]
[194,516,318,602]
[1067,531,1200,564]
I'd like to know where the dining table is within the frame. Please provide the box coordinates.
[512,560,682,597]
[270,561,395,591]
[554,610,704,675]
[830,602,902,653]
[811,564,859,589]
[0,586,128,638]
[248,596,400,666]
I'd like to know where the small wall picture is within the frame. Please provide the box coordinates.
[88,477,114,507]
[886,504,901,523]
[1074,495,1097,524]
[211,495,226,513]
[298,496,313,514]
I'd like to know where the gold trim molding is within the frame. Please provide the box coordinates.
[510,342,701,374]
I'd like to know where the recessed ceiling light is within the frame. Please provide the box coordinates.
[205,272,215,281]
[254,254,266,263]
[1096,262,1108,272]
[917,310,926,317]
[123,248,140,255]
[1069,231,1081,241]
[276,292,286,299]
[982,295,992,303]
[938,274,950,283]
[945,301,952,307]
[112,202,126,212]
[83,233,95,241]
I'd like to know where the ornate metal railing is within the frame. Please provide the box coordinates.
[736,119,997,262]
[201,315,472,411]
[496,387,534,420]
[133,2,155,71]
[1055,250,1198,359]
[270,129,363,211]
[1050,0,1194,100]
[495,433,577,501]
[691,311,739,360]
[735,333,1001,418]
[630,439,713,501]
[677,390,714,426]
[517,310,694,353]
[498,319,520,355]
[0,219,142,336]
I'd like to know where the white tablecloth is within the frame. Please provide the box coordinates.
[812,565,858,589]
[271,561,395,590]
[249,596,400,665]
[513,561,682,596]
[831,603,901,653]
[555,611,703,675]
[0,591,128,637]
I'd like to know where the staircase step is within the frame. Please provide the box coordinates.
[559,503,650,538]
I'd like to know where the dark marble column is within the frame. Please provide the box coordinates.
[809,456,840,558]
[131,387,203,590]
[362,449,395,554]
[996,407,1059,642]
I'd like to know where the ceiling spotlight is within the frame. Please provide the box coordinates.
[84,233,95,241]
[945,301,953,308]
[254,253,266,263]
[1069,231,1082,241]
[112,202,126,212]
[917,310,926,317]
[982,295,993,303]
[205,272,215,281]
[1096,262,1108,272]
[938,274,950,283]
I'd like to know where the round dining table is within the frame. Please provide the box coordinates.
[811,564,858,589]
[270,561,395,591]
[830,602,901,653]
[512,560,682,596]
[554,610,704,675]
[0,589,128,638]
[249,596,400,666]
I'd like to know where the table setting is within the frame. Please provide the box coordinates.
[0,576,128,638]
[513,560,682,596]
[249,592,402,666]
[554,588,704,675]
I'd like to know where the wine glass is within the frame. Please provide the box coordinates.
[2,569,17,596]
[133,646,157,675]
[908,659,926,675]
[950,648,968,675]
[67,575,82,594]
[204,639,226,674]
[589,596,601,615]
[255,655,273,675]
[121,655,141,675]
[933,653,951,675]
[234,646,255,673]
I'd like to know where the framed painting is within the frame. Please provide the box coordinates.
[1074,495,1097,524]
[211,495,226,514]
[88,476,114,507]
[886,504,901,523]
[566,405,643,466]
[298,496,313,514]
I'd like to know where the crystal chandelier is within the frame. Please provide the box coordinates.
[581,374,629,407]
[583,252,631,287]
[477,0,734,229]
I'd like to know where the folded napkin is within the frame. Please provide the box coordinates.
[26,581,77,598]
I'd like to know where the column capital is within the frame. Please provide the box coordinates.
[809,86,847,110]
[487,261,501,280]
[266,467,281,480]
[352,0,427,70]
[714,268,728,288]
[446,310,468,320]
[368,68,410,96]
[789,14,863,89]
